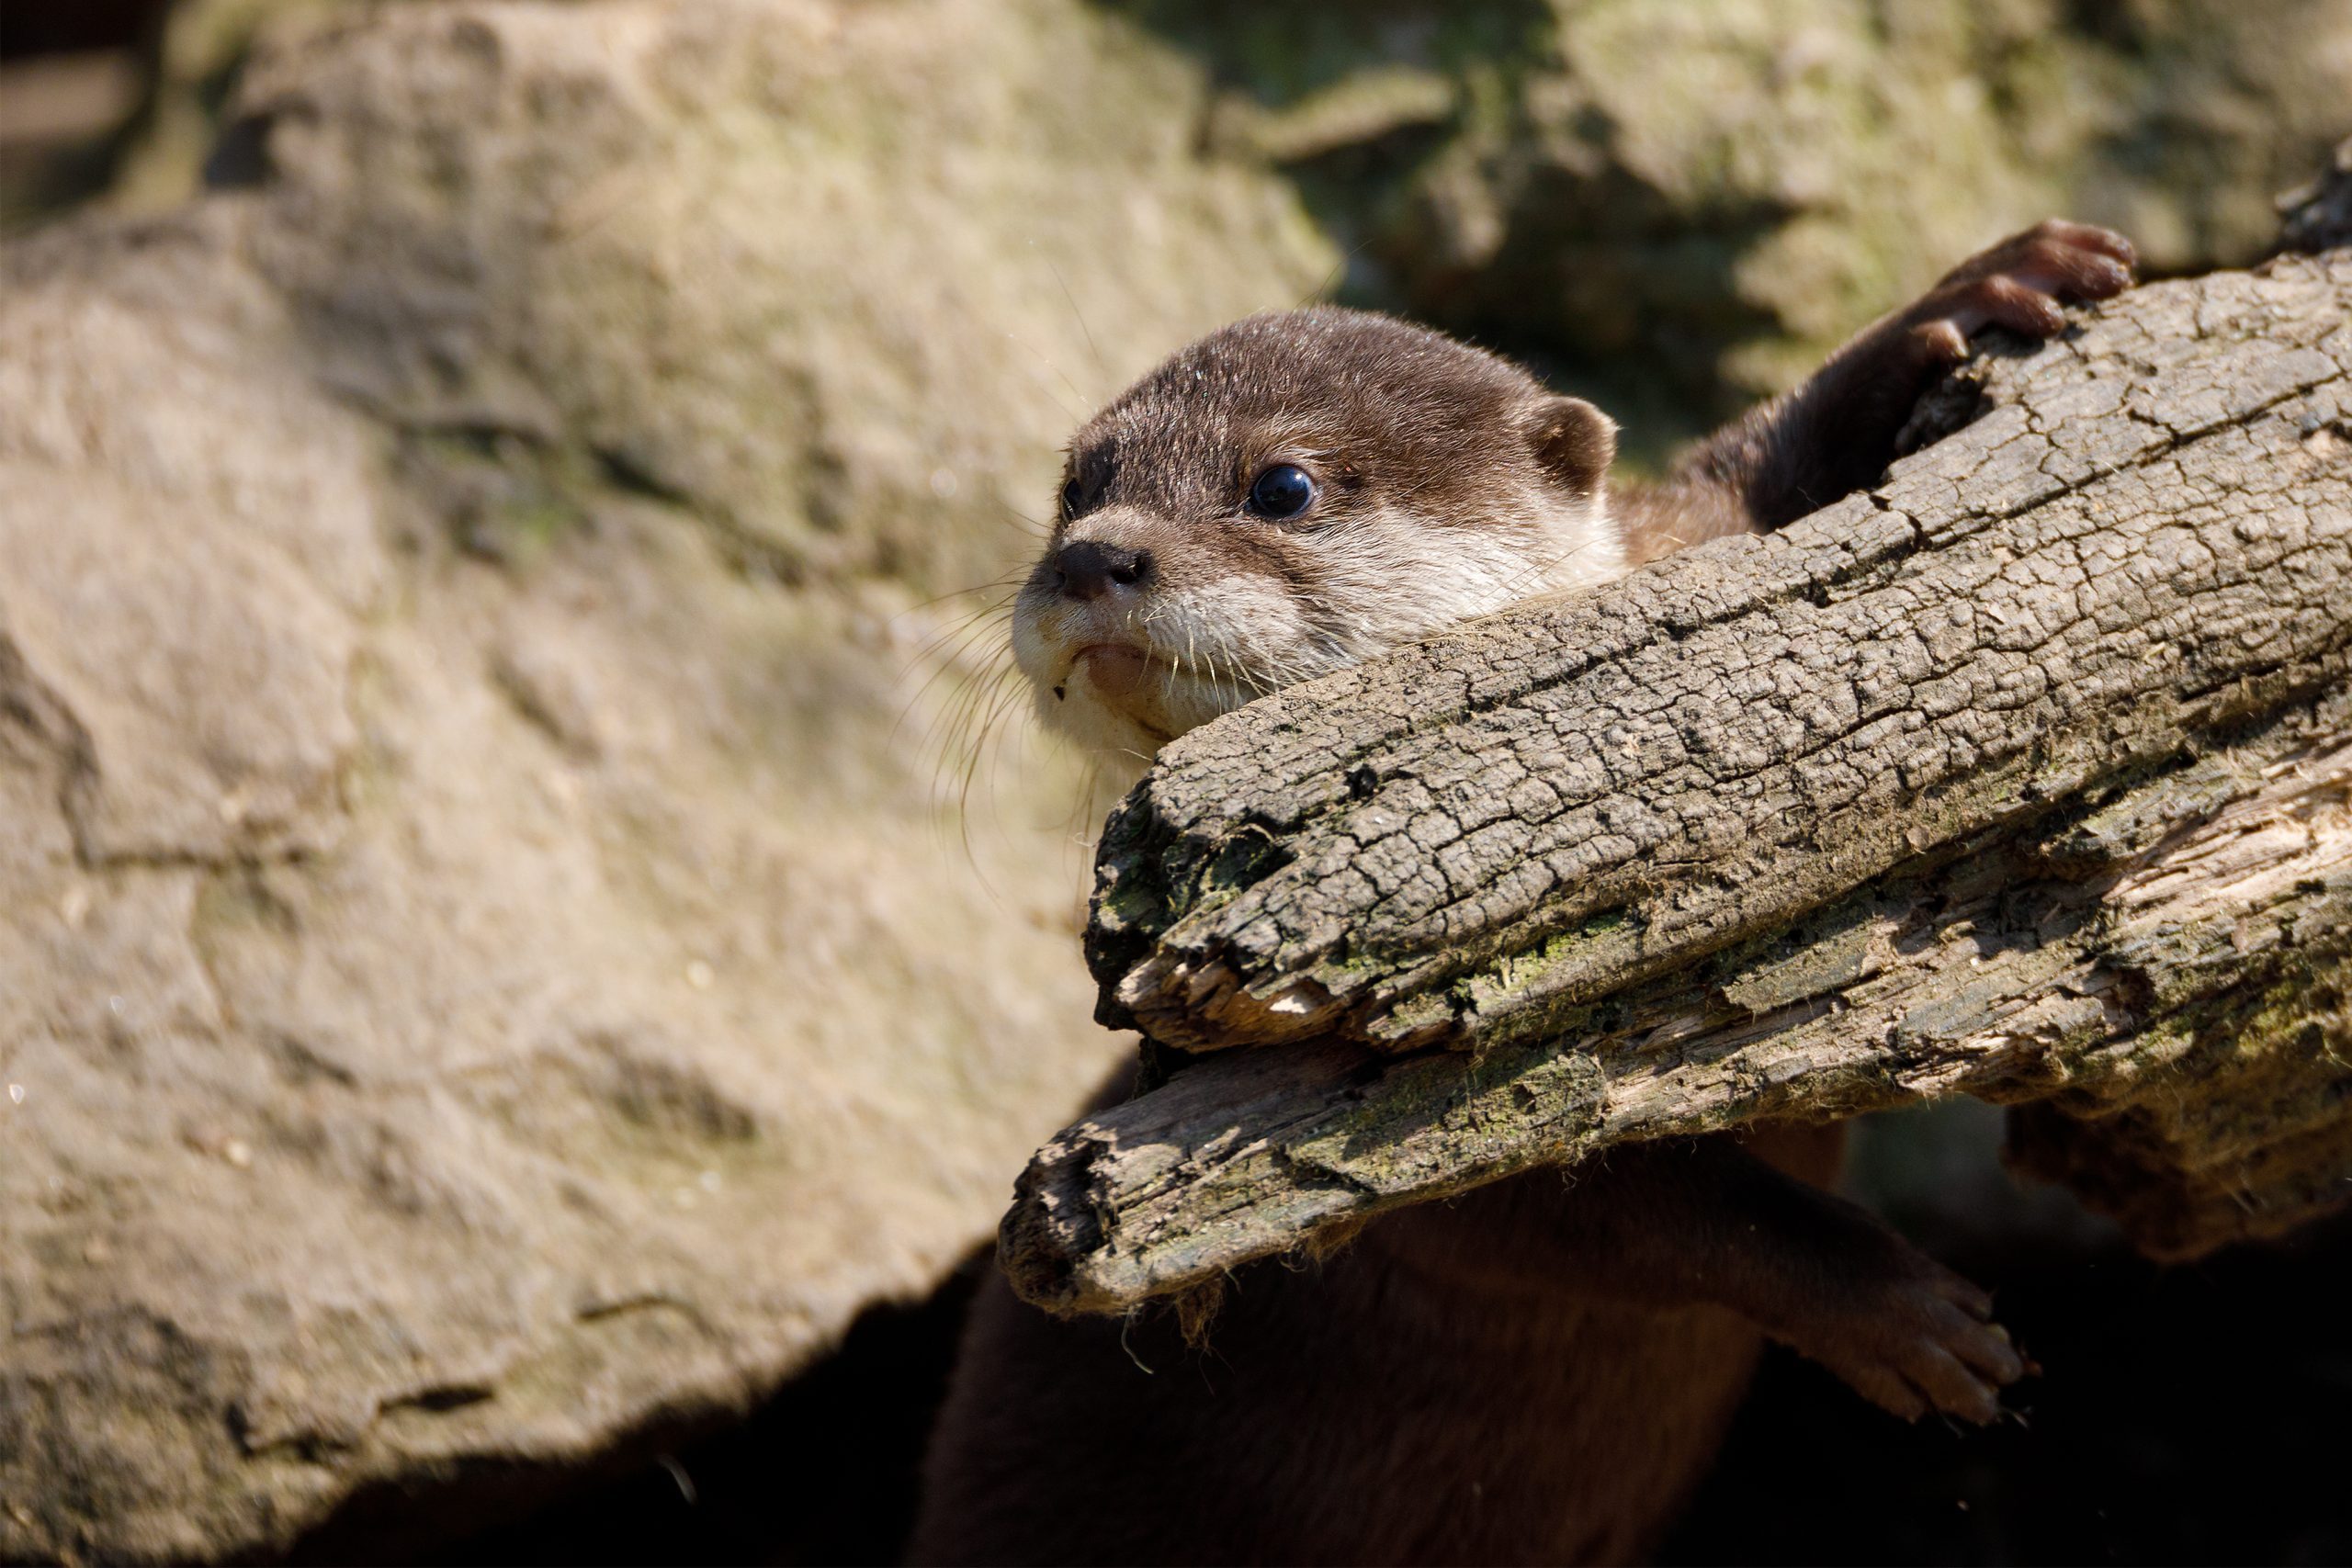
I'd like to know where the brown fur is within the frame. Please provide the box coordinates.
[919,221,2136,1566]
[915,1122,1854,1566]
[1011,310,1625,756]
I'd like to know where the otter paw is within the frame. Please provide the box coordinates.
[1791,1256,2030,1426]
[1908,219,2138,361]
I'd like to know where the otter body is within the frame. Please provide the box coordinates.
[921,1126,1844,1566]
[917,222,2136,1565]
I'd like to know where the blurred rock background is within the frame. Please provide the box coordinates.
[0,1,2346,1562]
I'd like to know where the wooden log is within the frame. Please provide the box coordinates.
[1002,245,2352,1315]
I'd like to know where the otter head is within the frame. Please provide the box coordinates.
[1012,306,1622,767]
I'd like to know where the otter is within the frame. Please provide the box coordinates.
[914,221,2137,1566]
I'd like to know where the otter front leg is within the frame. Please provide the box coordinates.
[1542,1136,2029,1423]
[1680,220,2137,530]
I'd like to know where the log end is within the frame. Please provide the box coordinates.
[997,1126,1113,1314]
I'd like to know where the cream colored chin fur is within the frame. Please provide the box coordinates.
[1012,494,1624,784]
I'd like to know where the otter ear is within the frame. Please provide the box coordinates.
[1524,396,1616,499]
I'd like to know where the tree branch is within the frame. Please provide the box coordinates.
[1001,246,2352,1316]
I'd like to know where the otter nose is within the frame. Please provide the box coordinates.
[1053,540,1154,602]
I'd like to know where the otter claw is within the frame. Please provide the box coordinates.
[1911,218,2138,352]
[1789,1254,2032,1426]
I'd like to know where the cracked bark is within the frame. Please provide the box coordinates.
[1001,245,2352,1317]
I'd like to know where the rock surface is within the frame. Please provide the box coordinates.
[0,3,1329,1560]
[107,2,2352,439]
[1124,0,2352,433]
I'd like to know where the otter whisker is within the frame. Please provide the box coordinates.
[944,664,1035,888]
[999,325,1091,424]
[995,502,1053,539]
[899,597,1023,747]
[921,657,1021,805]
[1041,250,1109,390]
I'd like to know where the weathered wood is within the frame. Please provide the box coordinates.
[1002,247,2352,1315]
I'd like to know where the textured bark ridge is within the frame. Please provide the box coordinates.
[1002,246,2352,1316]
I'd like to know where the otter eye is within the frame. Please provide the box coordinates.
[1248,464,1317,520]
[1060,479,1084,517]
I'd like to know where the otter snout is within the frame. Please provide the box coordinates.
[1011,503,1303,759]
[1051,540,1155,602]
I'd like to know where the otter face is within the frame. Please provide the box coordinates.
[1012,307,1623,764]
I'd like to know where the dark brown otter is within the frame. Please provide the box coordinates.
[917,220,2136,1566]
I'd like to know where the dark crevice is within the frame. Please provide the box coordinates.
[384,1383,494,1416]
[286,1256,984,1566]
[202,113,275,189]
[590,445,695,510]
[1664,1178,2352,1566]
